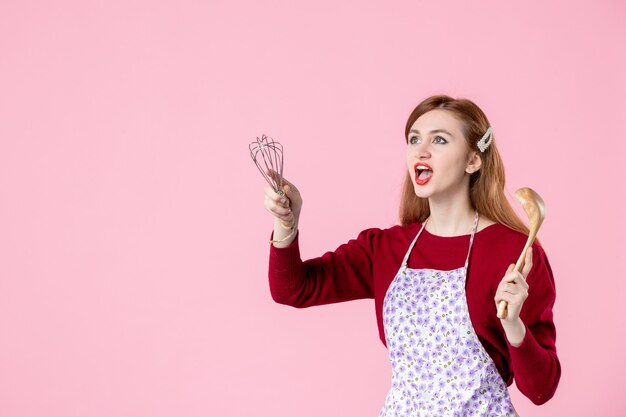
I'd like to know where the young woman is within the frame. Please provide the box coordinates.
[263,95,560,416]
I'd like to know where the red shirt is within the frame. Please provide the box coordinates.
[268,222,560,405]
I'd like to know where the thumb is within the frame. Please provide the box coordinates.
[282,184,298,200]
[506,263,515,274]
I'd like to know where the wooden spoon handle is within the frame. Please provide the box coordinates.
[496,300,508,319]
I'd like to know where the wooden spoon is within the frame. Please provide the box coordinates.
[497,187,546,319]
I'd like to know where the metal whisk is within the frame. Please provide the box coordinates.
[250,134,296,233]
[249,134,285,195]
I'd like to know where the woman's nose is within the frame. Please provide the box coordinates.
[414,143,431,159]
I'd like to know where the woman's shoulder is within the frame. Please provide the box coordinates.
[476,221,550,265]
[479,221,542,245]
[352,222,422,247]
[357,222,421,235]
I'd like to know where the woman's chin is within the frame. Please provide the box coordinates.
[412,187,431,199]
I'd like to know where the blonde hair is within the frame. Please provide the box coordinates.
[399,95,537,243]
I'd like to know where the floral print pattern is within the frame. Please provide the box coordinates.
[379,213,516,417]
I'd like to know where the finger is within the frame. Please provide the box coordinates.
[282,184,298,201]
[494,295,507,309]
[494,291,508,305]
[518,274,529,290]
[496,265,515,290]
[494,294,515,315]
[264,186,290,207]
[265,205,293,221]
[495,291,523,305]
[264,195,291,215]
[267,204,291,217]
[276,190,291,208]
[503,282,529,294]
[503,269,523,284]
[497,282,529,306]
[494,284,518,300]
[282,182,299,199]
[504,272,529,290]
[264,185,281,201]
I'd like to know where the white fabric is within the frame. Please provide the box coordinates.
[379,211,517,416]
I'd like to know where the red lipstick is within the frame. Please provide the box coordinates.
[414,162,433,185]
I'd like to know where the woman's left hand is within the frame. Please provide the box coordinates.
[494,247,532,322]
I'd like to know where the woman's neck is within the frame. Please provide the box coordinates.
[425,194,476,237]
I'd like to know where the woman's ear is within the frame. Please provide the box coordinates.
[466,151,482,174]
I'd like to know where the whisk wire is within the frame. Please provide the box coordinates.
[249,134,297,241]
[249,134,285,195]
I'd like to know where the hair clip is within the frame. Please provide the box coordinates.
[477,127,493,152]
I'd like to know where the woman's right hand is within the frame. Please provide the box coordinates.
[263,170,302,234]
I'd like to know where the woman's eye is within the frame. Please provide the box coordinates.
[434,136,448,144]
[409,136,420,144]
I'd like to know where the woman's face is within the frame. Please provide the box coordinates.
[406,109,478,201]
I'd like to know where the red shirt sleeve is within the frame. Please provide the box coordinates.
[507,242,561,404]
[268,229,377,307]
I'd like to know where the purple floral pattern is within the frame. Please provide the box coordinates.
[379,215,517,417]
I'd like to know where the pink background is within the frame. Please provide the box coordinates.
[1,1,625,416]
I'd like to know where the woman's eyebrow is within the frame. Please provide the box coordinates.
[410,128,454,137]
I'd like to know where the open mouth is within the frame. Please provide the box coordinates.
[414,163,433,184]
